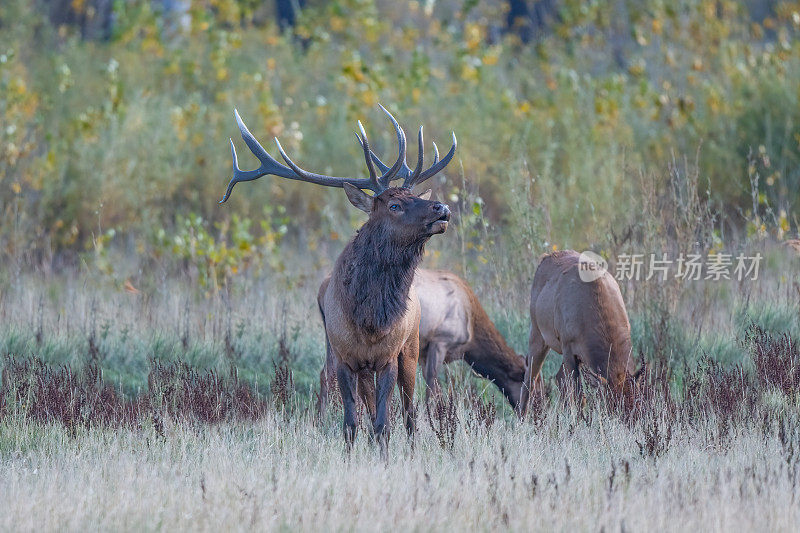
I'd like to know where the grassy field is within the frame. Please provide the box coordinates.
[2,367,800,531]
[1,247,799,531]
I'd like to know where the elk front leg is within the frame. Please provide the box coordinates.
[519,326,549,417]
[337,363,360,452]
[374,360,398,461]
[398,334,420,439]
[423,341,447,404]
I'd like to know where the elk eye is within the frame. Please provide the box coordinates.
[389,203,401,212]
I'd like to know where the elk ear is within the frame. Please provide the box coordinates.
[418,189,432,201]
[343,183,373,213]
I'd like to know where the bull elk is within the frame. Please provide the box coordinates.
[318,269,526,413]
[221,105,456,456]
[518,250,637,415]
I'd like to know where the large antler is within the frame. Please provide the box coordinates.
[220,105,408,203]
[356,121,457,190]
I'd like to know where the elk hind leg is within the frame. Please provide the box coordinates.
[398,335,420,439]
[317,333,337,416]
[423,341,447,404]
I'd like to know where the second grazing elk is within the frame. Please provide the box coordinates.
[317,268,526,413]
[220,105,456,456]
[518,250,637,415]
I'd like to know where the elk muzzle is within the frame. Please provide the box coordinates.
[429,202,451,234]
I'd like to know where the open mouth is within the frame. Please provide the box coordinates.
[428,212,450,233]
[429,213,450,226]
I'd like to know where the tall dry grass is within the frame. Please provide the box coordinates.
[2,389,800,531]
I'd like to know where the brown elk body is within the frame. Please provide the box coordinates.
[221,105,456,455]
[322,188,450,454]
[519,250,635,414]
[318,269,526,413]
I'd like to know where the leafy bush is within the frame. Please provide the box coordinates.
[1,0,798,274]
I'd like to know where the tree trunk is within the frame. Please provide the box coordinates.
[506,0,559,43]
[40,0,114,40]
[275,0,307,30]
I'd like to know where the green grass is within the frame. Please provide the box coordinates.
[2,256,797,398]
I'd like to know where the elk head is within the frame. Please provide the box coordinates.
[219,105,456,242]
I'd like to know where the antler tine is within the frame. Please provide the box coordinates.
[219,109,301,203]
[359,142,392,175]
[356,135,401,177]
[222,106,449,203]
[356,120,381,192]
[402,127,425,189]
[222,108,392,202]
[412,132,457,187]
[361,130,456,190]
[223,138,243,203]
[221,109,380,201]
[377,104,409,187]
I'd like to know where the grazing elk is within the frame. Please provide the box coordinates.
[220,105,456,456]
[317,268,526,413]
[518,250,637,415]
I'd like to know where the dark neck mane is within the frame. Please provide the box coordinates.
[336,222,426,336]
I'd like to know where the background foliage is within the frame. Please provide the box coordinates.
[2,0,798,275]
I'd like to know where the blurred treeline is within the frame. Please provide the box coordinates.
[0,0,798,281]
